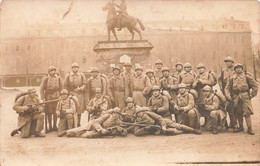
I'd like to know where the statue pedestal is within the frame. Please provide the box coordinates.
[93,40,153,73]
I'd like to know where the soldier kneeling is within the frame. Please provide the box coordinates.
[56,89,77,137]
[12,88,45,138]
[201,86,227,134]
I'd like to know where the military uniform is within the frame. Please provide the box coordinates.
[202,86,226,134]
[172,62,183,79]
[40,66,63,131]
[87,96,108,120]
[178,66,196,88]
[13,89,45,138]
[66,109,127,138]
[108,67,127,110]
[132,67,151,106]
[175,89,200,129]
[225,63,258,134]
[56,90,77,137]
[148,93,171,119]
[122,64,135,98]
[154,59,163,82]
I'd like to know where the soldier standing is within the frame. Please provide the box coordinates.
[225,63,258,135]
[172,62,183,79]
[56,89,77,137]
[40,66,63,132]
[219,56,236,128]
[122,63,135,98]
[174,83,200,130]
[86,67,107,102]
[108,66,127,110]
[64,63,87,126]
[87,88,108,120]
[148,85,171,119]
[201,86,226,134]
[132,66,151,106]
[13,89,45,138]
[146,69,158,99]
[178,63,196,89]
[154,59,163,82]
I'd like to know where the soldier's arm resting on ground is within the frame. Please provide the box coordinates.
[156,96,169,114]
[65,99,76,114]
[205,96,219,111]
[246,75,258,98]
[182,94,195,113]
[13,96,29,113]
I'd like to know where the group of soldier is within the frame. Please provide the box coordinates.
[12,56,258,138]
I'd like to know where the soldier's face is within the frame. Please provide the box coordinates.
[61,94,68,100]
[156,64,162,69]
[153,90,160,97]
[235,67,243,74]
[198,67,205,74]
[136,70,142,76]
[49,70,56,76]
[72,67,79,73]
[127,102,134,108]
[184,67,191,72]
[113,69,120,75]
[92,72,99,78]
[225,61,233,68]
[203,90,211,97]
[176,65,183,71]
[147,72,153,78]
[179,88,186,94]
[125,66,131,71]
[96,92,101,98]
[162,71,169,77]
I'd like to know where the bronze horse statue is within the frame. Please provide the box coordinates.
[102,1,145,41]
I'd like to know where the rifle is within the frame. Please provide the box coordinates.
[121,122,161,130]
[11,99,60,136]
[220,66,225,93]
[229,76,235,133]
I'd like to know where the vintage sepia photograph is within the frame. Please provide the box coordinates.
[0,0,260,165]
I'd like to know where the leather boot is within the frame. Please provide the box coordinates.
[234,126,244,133]
[247,127,255,135]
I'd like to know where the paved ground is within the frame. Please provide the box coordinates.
[0,87,260,166]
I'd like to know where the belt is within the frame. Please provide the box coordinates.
[133,90,143,92]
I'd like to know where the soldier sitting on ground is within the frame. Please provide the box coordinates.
[122,97,137,133]
[174,83,201,130]
[87,88,108,120]
[147,85,171,119]
[66,107,127,138]
[56,89,77,137]
[13,88,45,138]
[200,86,227,134]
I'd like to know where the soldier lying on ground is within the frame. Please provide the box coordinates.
[130,106,200,136]
[66,108,127,138]
[12,88,46,138]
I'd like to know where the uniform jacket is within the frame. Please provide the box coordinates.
[132,74,151,95]
[148,94,170,119]
[176,92,195,112]
[40,74,63,100]
[178,71,196,88]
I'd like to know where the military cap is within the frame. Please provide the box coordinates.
[71,63,79,68]
[224,56,234,63]
[95,88,102,93]
[146,69,154,74]
[202,85,212,91]
[155,59,163,64]
[126,97,134,103]
[135,66,143,71]
[152,85,160,91]
[162,67,170,72]
[184,63,192,68]
[175,62,183,67]
[113,66,121,71]
[91,67,99,73]
[124,62,132,66]
[197,63,205,69]
[48,66,56,73]
[178,83,187,89]
[234,63,243,70]
[27,88,37,94]
[60,89,69,95]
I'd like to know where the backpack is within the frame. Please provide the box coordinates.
[212,89,226,110]
[14,92,39,104]
[188,89,198,100]
[209,71,218,86]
